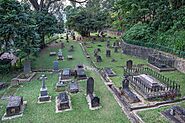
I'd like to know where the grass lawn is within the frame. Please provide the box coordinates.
[137,101,185,123]
[0,40,129,123]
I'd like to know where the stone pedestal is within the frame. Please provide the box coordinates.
[38,88,51,102]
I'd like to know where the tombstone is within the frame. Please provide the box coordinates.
[69,82,79,93]
[61,42,65,49]
[23,60,31,73]
[38,75,51,102]
[126,60,133,70]
[114,46,118,53]
[87,77,94,95]
[67,55,73,60]
[76,69,87,79]
[113,42,116,47]
[49,52,57,56]
[58,49,63,60]
[111,58,116,62]
[106,40,110,47]
[96,55,102,62]
[106,49,111,57]
[61,68,71,80]
[122,76,129,89]
[6,96,23,117]
[66,33,69,41]
[89,95,100,108]
[53,61,59,71]
[68,45,74,52]
[57,92,70,110]
[0,82,6,90]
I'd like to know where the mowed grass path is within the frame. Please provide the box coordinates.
[0,40,129,123]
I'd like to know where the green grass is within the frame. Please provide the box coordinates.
[137,101,185,123]
[0,40,130,123]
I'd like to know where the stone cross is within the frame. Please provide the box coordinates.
[40,75,47,89]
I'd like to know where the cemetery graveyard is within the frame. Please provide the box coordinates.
[0,35,185,123]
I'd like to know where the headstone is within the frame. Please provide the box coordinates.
[170,108,175,116]
[38,75,50,102]
[96,55,102,62]
[126,60,133,69]
[68,45,74,52]
[90,95,100,108]
[57,92,70,110]
[58,49,63,60]
[87,77,94,95]
[106,49,111,57]
[6,96,23,117]
[114,46,118,53]
[61,42,65,49]
[69,82,79,93]
[122,76,129,89]
[53,61,59,71]
[23,60,31,73]
[106,40,110,47]
[111,58,116,62]
[49,52,57,56]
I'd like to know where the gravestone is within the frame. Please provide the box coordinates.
[69,81,79,93]
[87,77,94,95]
[61,42,65,49]
[6,96,23,117]
[23,60,31,73]
[106,49,111,57]
[107,41,110,48]
[122,76,129,89]
[68,45,74,52]
[96,55,102,62]
[58,49,63,60]
[57,92,70,110]
[89,95,100,108]
[53,61,59,71]
[66,33,69,41]
[38,75,50,102]
[114,46,118,53]
[126,60,133,70]
[50,52,57,56]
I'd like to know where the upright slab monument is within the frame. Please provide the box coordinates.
[58,49,64,60]
[96,55,102,62]
[126,60,133,70]
[106,49,111,57]
[38,75,51,102]
[23,60,31,74]
[86,77,100,108]
[53,61,59,72]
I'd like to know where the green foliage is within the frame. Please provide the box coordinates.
[115,0,185,56]
[123,23,154,42]
[65,0,110,36]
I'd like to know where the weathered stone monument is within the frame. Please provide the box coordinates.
[23,60,31,74]
[106,40,110,48]
[56,92,71,111]
[86,77,100,109]
[53,61,59,72]
[69,81,79,93]
[58,49,63,60]
[126,60,133,70]
[96,55,102,62]
[106,49,111,57]
[38,75,51,102]
[5,96,24,117]
[61,42,65,49]
[114,46,118,53]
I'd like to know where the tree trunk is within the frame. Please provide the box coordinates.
[40,33,45,49]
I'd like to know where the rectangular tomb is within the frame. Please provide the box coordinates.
[61,68,72,80]
[69,82,79,93]
[6,96,23,117]
[104,68,116,77]
[57,92,70,110]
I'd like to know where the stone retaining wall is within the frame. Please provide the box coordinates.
[121,41,185,73]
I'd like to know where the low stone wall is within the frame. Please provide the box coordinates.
[121,41,185,73]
